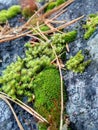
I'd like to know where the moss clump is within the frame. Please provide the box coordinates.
[66,50,91,73]
[84,27,96,40]
[45,2,56,12]
[0,5,21,24]
[0,30,76,101]
[45,0,66,12]
[0,14,7,24]
[83,14,98,39]
[56,0,66,6]
[7,5,21,18]
[22,7,34,18]
[33,67,61,129]
[39,25,50,31]
[52,30,77,44]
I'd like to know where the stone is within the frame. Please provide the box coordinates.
[59,1,98,130]
[0,0,18,10]
[0,0,98,130]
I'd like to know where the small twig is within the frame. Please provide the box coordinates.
[49,20,67,24]
[50,42,64,130]
[66,43,70,52]
[50,8,67,21]
[51,51,66,64]
[0,30,33,43]
[36,21,48,41]
[43,15,84,34]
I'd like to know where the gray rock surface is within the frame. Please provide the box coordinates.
[62,0,98,130]
[0,0,18,10]
[0,0,98,130]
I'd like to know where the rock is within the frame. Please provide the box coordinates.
[0,0,98,130]
[64,31,98,130]
[59,1,98,130]
[0,0,19,10]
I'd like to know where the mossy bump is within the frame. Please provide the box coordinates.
[0,5,21,24]
[66,50,91,73]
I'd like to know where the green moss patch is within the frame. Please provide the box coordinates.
[66,50,91,73]
[45,0,67,12]
[83,14,98,39]
[0,5,21,24]
[33,67,61,129]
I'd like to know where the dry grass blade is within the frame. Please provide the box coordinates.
[36,21,48,41]
[50,8,67,21]
[43,15,84,34]
[39,28,64,129]
[51,51,66,64]
[0,92,49,124]
[0,30,32,43]
[0,95,24,130]
[50,43,64,130]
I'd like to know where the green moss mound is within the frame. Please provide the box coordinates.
[0,5,21,24]
[39,25,50,31]
[22,7,35,18]
[33,67,61,129]
[52,30,77,44]
[45,0,66,12]
[66,50,91,73]
[56,0,66,6]
[0,30,76,102]
[45,2,56,12]
[83,14,98,39]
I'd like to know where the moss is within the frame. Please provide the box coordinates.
[38,122,48,130]
[45,0,66,12]
[0,5,21,24]
[56,0,65,6]
[7,5,21,18]
[40,25,50,31]
[52,30,77,44]
[84,27,96,40]
[66,50,91,73]
[89,13,97,18]
[0,14,7,24]
[8,5,21,14]
[0,30,68,101]
[0,30,75,103]
[22,7,34,18]
[33,67,62,129]
[45,2,56,12]
[83,14,98,39]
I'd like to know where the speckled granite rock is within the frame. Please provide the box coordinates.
[59,1,98,130]
[0,0,18,10]
[0,0,98,130]
[64,31,98,130]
